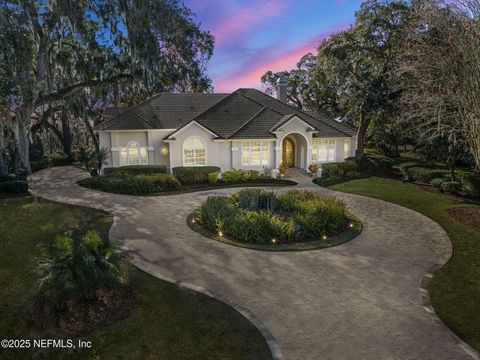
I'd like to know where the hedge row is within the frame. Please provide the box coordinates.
[172,166,221,185]
[79,173,180,195]
[103,165,168,176]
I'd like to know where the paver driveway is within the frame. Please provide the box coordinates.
[30,166,473,360]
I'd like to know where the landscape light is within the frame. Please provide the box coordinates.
[192,219,196,224]
[322,235,327,240]
[349,223,354,228]
[218,231,223,237]
[272,238,277,244]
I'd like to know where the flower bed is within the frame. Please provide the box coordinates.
[190,189,362,251]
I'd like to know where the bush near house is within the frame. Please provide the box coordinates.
[104,165,168,176]
[195,189,349,244]
[79,173,180,195]
[31,153,71,173]
[314,161,364,187]
[172,166,221,185]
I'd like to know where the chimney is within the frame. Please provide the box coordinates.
[276,76,288,103]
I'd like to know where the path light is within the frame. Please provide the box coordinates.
[218,231,224,237]
[322,235,328,240]
[192,218,196,224]
[349,223,354,228]
[271,238,277,244]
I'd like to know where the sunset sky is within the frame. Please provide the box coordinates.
[184,0,363,92]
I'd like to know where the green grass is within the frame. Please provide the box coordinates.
[329,177,480,351]
[0,195,271,360]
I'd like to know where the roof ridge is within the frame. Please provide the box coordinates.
[237,90,285,117]
[249,88,354,137]
[132,112,156,129]
[228,107,267,139]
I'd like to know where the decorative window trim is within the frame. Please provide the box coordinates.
[182,136,207,166]
[241,141,270,166]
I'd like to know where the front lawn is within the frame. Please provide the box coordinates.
[330,177,480,351]
[0,195,271,360]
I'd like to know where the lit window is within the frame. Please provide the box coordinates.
[242,141,269,165]
[119,141,148,166]
[183,137,206,166]
[344,140,350,159]
[312,139,335,162]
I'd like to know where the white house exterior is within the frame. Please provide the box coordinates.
[96,86,357,173]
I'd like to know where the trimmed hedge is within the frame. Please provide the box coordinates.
[172,166,221,185]
[104,165,167,176]
[79,173,179,195]
[0,180,29,194]
[196,189,348,244]
[404,166,450,183]
[322,161,359,178]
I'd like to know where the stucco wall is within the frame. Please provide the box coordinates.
[167,123,232,171]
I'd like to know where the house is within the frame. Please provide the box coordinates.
[95,81,357,173]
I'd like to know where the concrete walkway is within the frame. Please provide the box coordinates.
[30,166,474,360]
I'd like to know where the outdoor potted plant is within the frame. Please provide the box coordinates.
[308,163,319,178]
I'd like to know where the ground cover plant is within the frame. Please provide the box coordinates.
[195,189,354,245]
[0,195,271,359]
[330,176,480,351]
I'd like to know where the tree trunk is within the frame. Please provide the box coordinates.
[15,107,32,175]
[83,116,99,152]
[0,122,8,177]
[61,111,72,160]
[355,112,369,160]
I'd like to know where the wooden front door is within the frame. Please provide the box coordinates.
[282,137,295,167]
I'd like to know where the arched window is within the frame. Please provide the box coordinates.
[183,137,206,166]
[120,141,148,166]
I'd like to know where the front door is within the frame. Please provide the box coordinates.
[282,137,295,167]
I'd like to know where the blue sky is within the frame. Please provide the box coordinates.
[183,0,363,92]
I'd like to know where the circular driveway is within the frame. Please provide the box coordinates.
[30,166,473,360]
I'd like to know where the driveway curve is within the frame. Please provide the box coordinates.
[30,166,472,360]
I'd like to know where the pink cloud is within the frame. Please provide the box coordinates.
[212,0,287,46]
[215,31,337,92]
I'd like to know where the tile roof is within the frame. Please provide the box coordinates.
[96,93,228,130]
[96,89,356,139]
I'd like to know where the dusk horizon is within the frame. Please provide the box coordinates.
[185,0,363,92]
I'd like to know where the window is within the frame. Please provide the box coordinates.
[242,141,269,165]
[183,137,206,166]
[312,139,335,162]
[119,141,148,166]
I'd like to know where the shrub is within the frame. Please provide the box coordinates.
[104,165,167,176]
[172,166,220,176]
[173,167,208,185]
[208,172,218,184]
[196,196,239,230]
[0,180,29,194]
[221,170,241,184]
[0,174,16,182]
[441,181,461,194]
[313,176,349,187]
[196,190,348,244]
[322,161,359,179]
[248,170,259,181]
[405,167,449,183]
[358,153,394,170]
[430,178,445,188]
[459,173,480,198]
[79,173,179,194]
[234,189,277,211]
[36,230,128,310]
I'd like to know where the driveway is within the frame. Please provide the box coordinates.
[30,166,473,360]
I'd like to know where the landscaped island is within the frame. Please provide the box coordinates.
[79,165,296,195]
[190,189,362,251]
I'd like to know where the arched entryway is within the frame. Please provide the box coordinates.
[281,133,309,169]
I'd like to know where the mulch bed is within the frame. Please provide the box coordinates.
[447,207,480,232]
[28,286,137,337]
